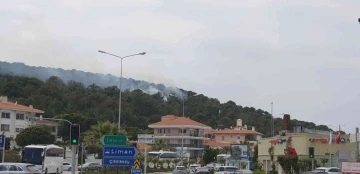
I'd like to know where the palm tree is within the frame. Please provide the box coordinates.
[150,139,172,151]
[83,121,127,157]
[219,146,230,154]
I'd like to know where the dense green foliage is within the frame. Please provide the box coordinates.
[202,148,220,164]
[0,150,21,162]
[15,126,55,147]
[0,74,331,137]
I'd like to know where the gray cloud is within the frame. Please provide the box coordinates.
[1,0,360,132]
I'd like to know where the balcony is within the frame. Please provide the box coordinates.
[168,144,205,148]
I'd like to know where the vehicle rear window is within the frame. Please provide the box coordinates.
[225,167,238,172]
[177,167,186,170]
[26,165,38,172]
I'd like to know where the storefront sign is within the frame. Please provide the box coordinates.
[308,137,349,143]
[269,138,287,145]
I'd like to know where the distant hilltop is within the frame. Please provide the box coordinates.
[0,61,186,98]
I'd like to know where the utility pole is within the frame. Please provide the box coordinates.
[271,102,274,137]
[356,127,359,162]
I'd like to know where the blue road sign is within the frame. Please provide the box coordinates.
[0,136,5,150]
[103,146,139,158]
[102,157,135,166]
[131,169,142,174]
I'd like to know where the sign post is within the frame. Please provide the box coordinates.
[137,134,154,174]
[0,136,5,163]
[101,135,140,169]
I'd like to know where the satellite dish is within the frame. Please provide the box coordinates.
[358,18,360,23]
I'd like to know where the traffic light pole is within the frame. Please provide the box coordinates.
[1,149,4,163]
[70,124,80,174]
[71,145,76,174]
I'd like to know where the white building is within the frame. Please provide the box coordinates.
[0,96,45,139]
[148,115,211,158]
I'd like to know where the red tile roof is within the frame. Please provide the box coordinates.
[0,101,44,113]
[205,129,263,136]
[204,140,231,148]
[148,115,211,128]
[137,143,152,151]
[35,119,59,126]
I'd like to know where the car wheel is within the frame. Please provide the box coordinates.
[68,168,72,171]
[45,168,48,174]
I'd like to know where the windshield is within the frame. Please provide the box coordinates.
[177,167,186,170]
[225,167,238,172]
[22,147,44,165]
[148,153,159,158]
[314,169,326,172]
[26,165,39,172]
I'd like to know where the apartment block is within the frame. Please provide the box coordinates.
[0,96,44,139]
[148,115,211,158]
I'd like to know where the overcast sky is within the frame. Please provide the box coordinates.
[1,0,360,133]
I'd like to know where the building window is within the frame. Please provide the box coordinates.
[178,139,181,144]
[1,124,10,131]
[16,113,24,120]
[238,136,240,139]
[179,129,187,133]
[16,128,24,132]
[168,129,170,133]
[51,127,56,132]
[1,112,10,119]
[222,136,224,141]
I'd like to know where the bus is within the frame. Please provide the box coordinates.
[21,144,64,174]
[148,150,178,160]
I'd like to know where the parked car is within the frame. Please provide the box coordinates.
[312,167,341,174]
[173,166,187,174]
[195,167,210,174]
[188,164,200,174]
[0,163,41,174]
[78,162,102,171]
[62,162,72,171]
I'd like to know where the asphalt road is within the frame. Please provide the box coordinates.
[63,171,171,174]
[63,171,79,174]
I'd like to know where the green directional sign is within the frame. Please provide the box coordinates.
[100,135,127,146]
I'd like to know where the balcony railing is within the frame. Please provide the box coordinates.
[155,133,207,138]
[168,144,205,148]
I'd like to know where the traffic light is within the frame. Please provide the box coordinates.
[5,138,10,150]
[70,124,80,145]
[309,147,314,158]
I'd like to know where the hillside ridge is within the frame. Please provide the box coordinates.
[0,61,331,137]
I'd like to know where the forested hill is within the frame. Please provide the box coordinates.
[0,61,183,97]
[0,73,331,137]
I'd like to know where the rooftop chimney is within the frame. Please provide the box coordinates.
[252,126,255,131]
[40,115,43,120]
[283,114,291,130]
[0,96,8,103]
[29,105,33,108]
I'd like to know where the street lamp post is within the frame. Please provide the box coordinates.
[98,50,146,129]
[169,93,185,165]
[181,93,185,165]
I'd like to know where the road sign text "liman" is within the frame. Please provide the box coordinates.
[109,149,133,155]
